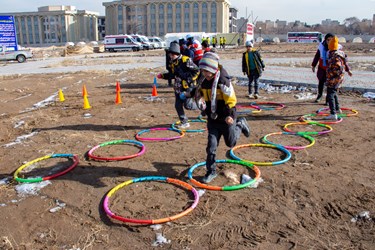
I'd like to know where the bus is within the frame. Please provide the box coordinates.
[287,32,322,43]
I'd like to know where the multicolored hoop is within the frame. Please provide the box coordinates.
[236,104,262,115]
[187,159,261,191]
[283,121,333,135]
[250,102,286,111]
[135,127,185,141]
[103,176,199,224]
[230,143,292,166]
[14,154,79,183]
[88,140,145,161]
[171,119,207,133]
[299,113,343,125]
[261,131,315,150]
[316,107,358,117]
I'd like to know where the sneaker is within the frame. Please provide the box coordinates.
[324,114,338,120]
[254,93,260,99]
[177,122,190,129]
[237,117,250,138]
[202,172,218,183]
[314,96,322,103]
[336,109,342,114]
[248,94,254,99]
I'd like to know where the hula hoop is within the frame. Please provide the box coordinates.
[250,102,285,111]
[135,127,185,141]
[237,104,262,115]
[88,140,145,161]
[299,113,343,125]
[230,143,292,166]
[261,132,315,150]
[187,159,261,191]
[316,107,358,117]
[103,176,199,224]
[171,119,207,133]
[14,154,79,183]
[283,121,333,135]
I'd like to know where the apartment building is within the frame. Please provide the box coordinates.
[103,0,231,36]
[0,5,99,46]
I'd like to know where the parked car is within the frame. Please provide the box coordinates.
[131,35,152,50]
[148,37,167,49]
[104,35,142,52]
[0,46,33,63]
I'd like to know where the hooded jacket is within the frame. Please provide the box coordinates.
[326,50,346,89]
[242,49,265,76]
[198,66,237,123]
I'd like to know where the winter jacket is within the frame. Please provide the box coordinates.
[326,50,346,89]
[161,55,200,94]
[198,66,237,123]
[242,49,265,76]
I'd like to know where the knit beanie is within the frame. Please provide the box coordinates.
[168,42,181,55]
[199,52,220,74]
[328,36,339,51]
[245,41,253,47]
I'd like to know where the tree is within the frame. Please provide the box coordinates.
[343,17,360,27]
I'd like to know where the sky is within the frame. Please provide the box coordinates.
[0,0,374,25]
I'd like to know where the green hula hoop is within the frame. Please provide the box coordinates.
[14,154,79,183]
[230,143,292,166]
[187,159,261,191]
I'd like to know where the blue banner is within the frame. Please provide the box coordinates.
[0,15,18,51]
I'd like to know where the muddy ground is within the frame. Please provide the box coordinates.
[0,43,374,249]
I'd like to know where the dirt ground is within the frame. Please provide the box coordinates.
[0,44,374,250]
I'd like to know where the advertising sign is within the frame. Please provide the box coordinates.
[246,23,254,42]
[0,15,18,51]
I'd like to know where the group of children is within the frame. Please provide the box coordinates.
[157,38,250,183]
[312,33,353,120]
[156,32,350,183]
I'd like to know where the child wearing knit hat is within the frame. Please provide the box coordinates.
[325,36,353,120]
[197,52,251,183]
[157,43,200,129]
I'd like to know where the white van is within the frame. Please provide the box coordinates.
[131,35,152,50]
[104,35,142,52]
[148,37,167,49]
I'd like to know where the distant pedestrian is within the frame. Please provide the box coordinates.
[311,33,334,104]
[201,40,211,54]
[325,36,353,120]
[242,41,265,99]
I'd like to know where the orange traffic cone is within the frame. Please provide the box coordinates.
[152,84,158,97]
[116,81,121,92]
[58,89,65,102]
[115,90,122,104]
[83,95,91,109]
[82,85,88,97]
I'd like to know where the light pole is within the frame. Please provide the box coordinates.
[259,27,262,43]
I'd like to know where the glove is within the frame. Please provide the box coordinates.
[179,92,187,100]
[157,73,163,79]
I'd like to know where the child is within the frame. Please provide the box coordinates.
[196,52,250,183]
[242,41,265,99]
[157,43,200,128]
[325,36,353,120]
[311,33,334,103]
